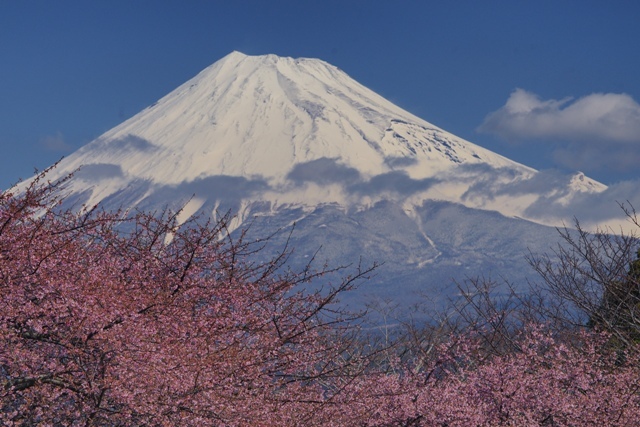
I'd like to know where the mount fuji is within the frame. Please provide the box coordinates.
[22,52,607,316]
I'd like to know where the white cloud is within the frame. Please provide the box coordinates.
[479,89,640,143]
[456,165,640,233]
[523,177,640,234]
[478,89,640,171]
[40,131,71,152]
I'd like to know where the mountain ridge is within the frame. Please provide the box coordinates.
[33,51,604,229]
[13,52,610,317]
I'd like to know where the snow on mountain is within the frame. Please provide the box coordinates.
[37,51,605,228]
[17,52,611,319]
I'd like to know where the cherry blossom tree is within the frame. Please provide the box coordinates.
[0,172,374,426]
[3,172,640,426]
[359,326,640,426]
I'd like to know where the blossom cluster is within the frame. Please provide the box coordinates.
[1,175,639,426]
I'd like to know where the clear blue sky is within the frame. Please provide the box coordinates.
[2,1,640,190]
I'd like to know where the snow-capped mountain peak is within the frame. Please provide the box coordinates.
[32,52,604,228]
[15,52,616,318]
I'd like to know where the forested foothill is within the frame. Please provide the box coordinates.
[2,170,640,426]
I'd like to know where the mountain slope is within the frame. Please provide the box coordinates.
[38,51,605,224]
[19,52,609,318]
[66,51,524,182]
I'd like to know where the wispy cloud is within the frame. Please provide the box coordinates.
[287,158,361,185]
[454,164,640,230]
[76,163,124,182]
[521,177,640,230]
[478,89,640,172]
[89,134,157,153]
[349,171,437,196]
[479,89,640,143]
[39,131,71,152]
